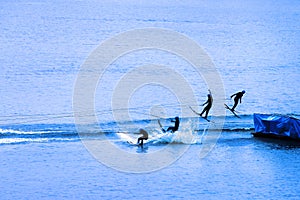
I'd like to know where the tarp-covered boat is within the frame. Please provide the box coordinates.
[253,113,300,140]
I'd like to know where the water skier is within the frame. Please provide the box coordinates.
[230,90,246,111]
[137,129,148,146]
[199,89,213,119]
[161,116,180,133]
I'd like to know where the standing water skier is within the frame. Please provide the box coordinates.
[230,90,246,111]
[200,89,213,119]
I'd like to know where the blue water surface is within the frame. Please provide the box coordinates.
[0,0,300,199]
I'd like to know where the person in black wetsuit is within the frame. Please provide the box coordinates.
[162,117,180,133]
[200,89,213,119]
[230,90,245,111]
[137,129,148,146]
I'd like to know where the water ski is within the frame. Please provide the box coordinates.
[158,120,166,132]
[127,141,143,147]
[224,104,241,118]
[189,106,210,122]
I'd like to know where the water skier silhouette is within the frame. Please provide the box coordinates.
[160,117,180,133]
[230,90,246,111]
[199,89,213,119]
[137,128,148,146]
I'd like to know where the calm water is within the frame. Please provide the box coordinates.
[0,0,300,199]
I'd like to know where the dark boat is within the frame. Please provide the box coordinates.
[252,113,300,141]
